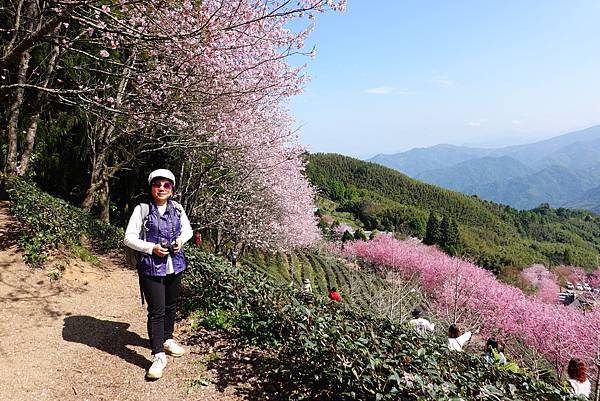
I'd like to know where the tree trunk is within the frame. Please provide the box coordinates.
[5,51,30,174]
[17,114,39,176]
[82,148,106,212]
[81,52,134,218]
[99,178,110,223]
[0,15,62,72]
[82,153,113,223]
[18,43,60,176]
[594,352,600,401]
[214,228,222,255]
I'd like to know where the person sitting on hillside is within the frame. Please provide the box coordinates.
[302,278,313,294]
[483,338,507,364]
[328,287,342,302]
[567,358,591,398]
[447,324,472,352]
[408,308,435,334]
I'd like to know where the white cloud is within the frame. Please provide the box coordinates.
[468,118,487,128]
[364,86,394,95]
[431,78,456,87]
[512,119,521,125]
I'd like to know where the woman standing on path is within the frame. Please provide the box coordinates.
[124,169,193,380]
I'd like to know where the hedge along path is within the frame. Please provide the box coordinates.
[0,201,255,401]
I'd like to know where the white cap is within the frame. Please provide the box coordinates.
[148,169,176,186]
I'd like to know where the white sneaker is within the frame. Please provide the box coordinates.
[164,339,185,357]
[147,352,167,379]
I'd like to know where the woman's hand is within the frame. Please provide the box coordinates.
[172,238,183,253]
[153,243,169,257]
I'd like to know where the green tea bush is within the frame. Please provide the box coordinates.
[4,177,122,265]
[182,248,574,401]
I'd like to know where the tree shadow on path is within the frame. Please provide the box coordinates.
[0,201,25,249]
[62,315,150,370]
[186,330,287,400]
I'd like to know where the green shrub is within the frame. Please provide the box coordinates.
[190,308,235,331]
[354,228,367,241]
[3,177,122,266]
[47,269,61,281]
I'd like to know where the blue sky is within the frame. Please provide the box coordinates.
[289,1,600,159]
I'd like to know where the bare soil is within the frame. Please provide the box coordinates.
[0,201,281,401]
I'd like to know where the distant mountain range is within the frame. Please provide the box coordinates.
[565,185,600,214]
[369,125,600,211]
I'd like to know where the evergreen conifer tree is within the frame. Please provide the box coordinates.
[441,215,460,255]
[342,230,354,243]
[354,228,367,241]
[440,215,450,247]
[424,213,440,246]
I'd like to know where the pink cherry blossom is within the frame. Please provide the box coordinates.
[521,264,560,304]
[339,234,600,378]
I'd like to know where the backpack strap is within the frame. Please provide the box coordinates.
[168,200,184,238]
[170,200,183,217]
[139,203,150,241]
[138,202,150,306]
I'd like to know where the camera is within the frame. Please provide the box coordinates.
[166,244,175,256]
[161,241,176,256]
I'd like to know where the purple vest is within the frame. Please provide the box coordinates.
[138,201,186,276]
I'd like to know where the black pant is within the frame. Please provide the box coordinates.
[139,272,182,355]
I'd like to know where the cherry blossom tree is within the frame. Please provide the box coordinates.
[2,0,345,244]
[521,264,560,304]
[339,234,600,379]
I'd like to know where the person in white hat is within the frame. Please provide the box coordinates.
[302,278,313,293]
[124,168,193,380]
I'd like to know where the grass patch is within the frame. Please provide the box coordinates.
[70,243,101,265]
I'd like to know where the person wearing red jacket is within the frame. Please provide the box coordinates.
[328,287,342,302]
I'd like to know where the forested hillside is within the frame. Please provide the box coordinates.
[415,155,533,192]
[306,153,600,271]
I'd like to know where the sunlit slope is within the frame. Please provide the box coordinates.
[306,153,600,270]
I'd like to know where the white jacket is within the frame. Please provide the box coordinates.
[569,379,591,397]
[409,318,435,334]
[448,331,472,352]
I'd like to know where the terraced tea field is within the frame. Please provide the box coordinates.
[241,248,403,310]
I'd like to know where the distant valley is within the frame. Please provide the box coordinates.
[369,125,600,212]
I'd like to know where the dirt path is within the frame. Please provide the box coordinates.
[0,201,273,401]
